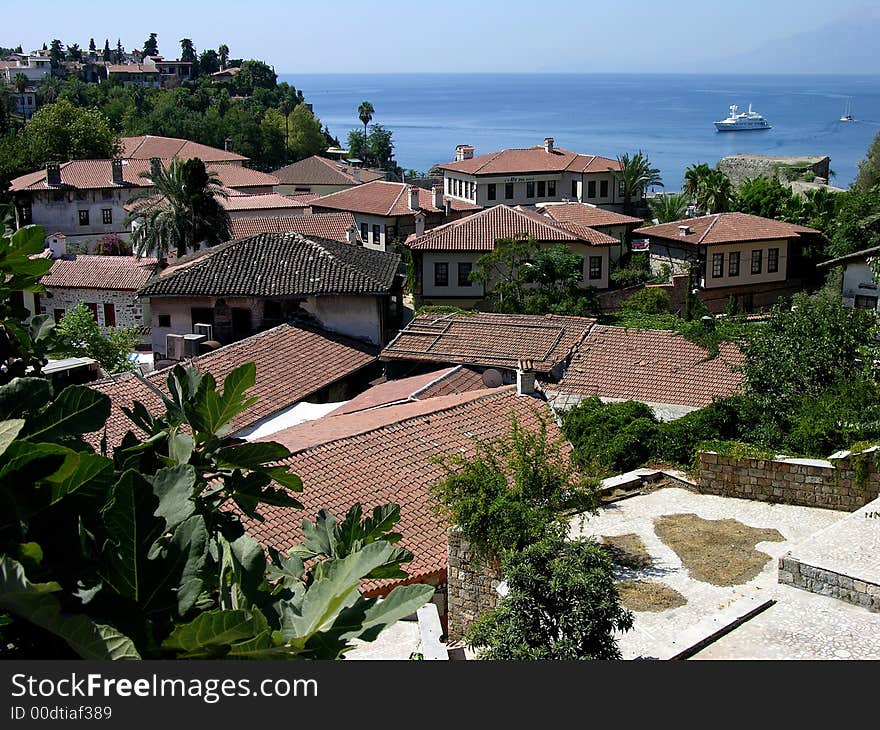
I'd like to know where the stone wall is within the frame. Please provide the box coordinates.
[778,555,880,612]
[42,287,147,331]
[697,450,880,512]
[446,528,503,642]
[717,154,830,189]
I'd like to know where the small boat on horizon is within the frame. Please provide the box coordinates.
[714,103,772,132]
[840,98,855,122]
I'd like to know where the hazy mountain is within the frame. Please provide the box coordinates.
[711,15,880,74]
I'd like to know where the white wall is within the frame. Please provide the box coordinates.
[301,295,382,345]
[841,261,880,310]
[24,189,131,243]
[702,239,788,289]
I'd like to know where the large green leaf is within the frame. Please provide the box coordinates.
[264,465,304,491]
[44,452,114,504]
[23,386,110,442]
[151,464,197,532]
[195,363,258,439]
[216,441,290,469]
[0,378,52,419]
[99,470,162,601]
[0,441,75,487]
[142,514,208,616]
[162,608,262,655]
[0,419,24,456]
[338,584,434,642]
[0,556,140,660]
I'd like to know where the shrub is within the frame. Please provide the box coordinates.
[55,302,142,373]
[465,532,634,660]
[621,287,670,315]
[431,415,599,559]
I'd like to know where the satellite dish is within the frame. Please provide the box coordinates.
[482,368,503,388]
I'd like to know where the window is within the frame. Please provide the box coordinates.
[158,314,171,328]
[434,262,449,287]
[360,222,368,240]
[526,182,535,198]
[372,224,381,243]
[85,303,98,321]
[102,189,114,200]
[548,180,556,197]
[537,181,546,198]
[76,191,88,201]
[78,210,89,226]
[103,302,116,327]
[53,308,65,323]
[446,178,452,194]
[855,295,878,310]
[751,249,762,275]
[587,180,597,199]
[51,191,65,203]
[588,256,603,280]
[102,208,112,225]
[767,247,779,273]
[17,203,31,225]
[728,251,740,277]
[457,262,473,287]
[618,179,625,196]
[571,180,578,198]
[712,252,724,278]
[505,183,514,199]
[487,183,496,201]
[600,180,609,198]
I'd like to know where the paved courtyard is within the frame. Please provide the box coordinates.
[568,487,846,659]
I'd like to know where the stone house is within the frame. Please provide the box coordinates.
[38,254,157,338]
[404,204,617,308]
[816,245,880,312]
[437,138,633,212]
[311,180,480,251]
[139,231,404,355]
[635,212,820,313]
[272,155,386,196]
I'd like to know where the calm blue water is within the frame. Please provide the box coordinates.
[282,73,880,189]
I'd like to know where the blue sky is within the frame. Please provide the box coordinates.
[3,0,878,73]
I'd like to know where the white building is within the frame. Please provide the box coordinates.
[817,245,880,312]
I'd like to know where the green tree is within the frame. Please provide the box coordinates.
[466,532,633,660]
[48,40,65,70]
[102,39,111,63]
[854,129,880,191]
[231,60,277,96]
[649,192,688,223]
[617,150,663,215]
[683,162,711,202]
[828,186,880,258]
[13,73,28,95]
[113,39,124,64]
[66,43,82,62]
[55,302,142,373]
[179,38,197,63]
[733,176,795,220]
[285,104,327,161]
[218,44,230,70]
[20,99,120,166]
[743,291,877,427]
[142,33,158,58]
[198,48,220,75]
[88,38,97,56]
[127,157,231,258]
[358,100,374,140]
[700,168,733,213]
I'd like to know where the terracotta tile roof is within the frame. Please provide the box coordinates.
[121,135,248,163]
[272,156,385,186]
[247,388,563,588]
[326,365,486,416]
[9,159,277,192]
[41,255,158,291]
[381,312,595,373]
[556,325,745,408]
[89,324,377,451]
[313,181,481,217]
[540,202,644,228]
[634,212,819,246]
[220,192,314,212]
[106,63,159,75]
[438,146,621,176]
[405,204,616,251]
[228,212,357,242]
[139,232,400,298]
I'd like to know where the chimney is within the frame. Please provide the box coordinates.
[224,138,233,152]
[444,199,452,216]
[431,184,443,209]
[149,157,162,178]
[678,225,691,237]
[516,359,537,396]
[111,158,124,185]
[45,234,66,258]
[352,167,361,183]
[45,161,61,187]
[346,224,358,245]
[455,144,474,162]
[408,185,419,211]
[544,137,555,153]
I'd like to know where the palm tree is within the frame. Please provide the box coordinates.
[126,157,230,259]
[279,97,294,159]
[649,192,689,223]
[13,73,27,95]
[617,151,663,215]
[218,44,229,70]
[358,100,374,141]
[701,169,733,214]
[683,163,711,201]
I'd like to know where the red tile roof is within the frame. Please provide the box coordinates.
[327,365,487,416]
[272,156,385,187]
[41,255,157,291]
[10,159,277,192]
[228,212,358,242]
[405,204,617,251]
[121,135,248,163]
[313,181,481,217]
[381,312,595,373]
[540,202,644,228]
[556,325,745,408]
[220,192,314,212]
[106,64,159,75]
[89,324,377,451]
[635,212,819,246]
[247,388,563,588]
[438,146,621,176]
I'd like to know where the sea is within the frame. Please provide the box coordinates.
[282,73,880,189]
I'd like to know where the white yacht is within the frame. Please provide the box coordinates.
[840,98,855,122]
[714,104,772,132]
